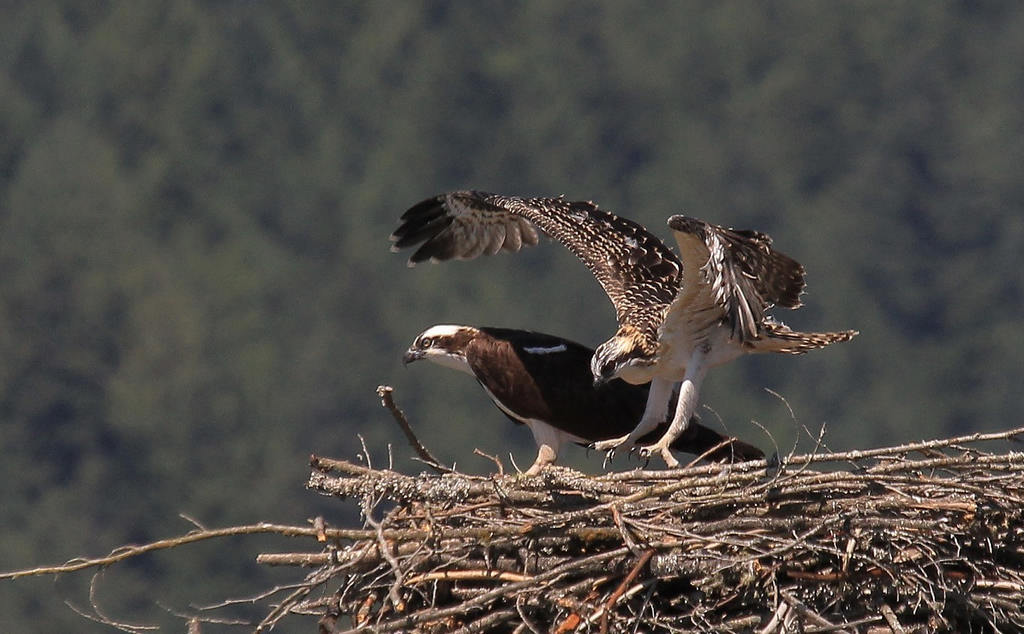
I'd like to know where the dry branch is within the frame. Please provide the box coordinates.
[376,385,453,474]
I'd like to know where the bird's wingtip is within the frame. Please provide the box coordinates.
[666,214,701,233]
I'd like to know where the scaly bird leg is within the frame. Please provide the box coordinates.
[592,377,676,458]
[523,421,565,476]
[524,444,556,476]
[640,346,709,468]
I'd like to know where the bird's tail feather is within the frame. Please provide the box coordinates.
[752,321,858,354]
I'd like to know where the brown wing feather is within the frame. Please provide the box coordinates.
[755,320,859,354]
[391,193,540,261]
[391,191,682,338]
[667,215,807,343]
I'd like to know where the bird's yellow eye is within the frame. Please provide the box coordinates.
[419,337,432,349]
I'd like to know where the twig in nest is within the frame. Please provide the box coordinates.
[610,505,640,555]
[473,448,505,475]
[516,596,544,634]
[64,573,159,634]
[757,596,793,634]
[357,433,373,469]
[255,566,338,632]
[377,385,452,473]
[777,589,842,631]
[880,603,907,634]
[553,613,582,633]
[599,549,654,634]
[0,523,327,580]
[257,552,332,566]
[405,570,532,584]
[362,498,405,612]
[355,592,378,628]
[683,437,745,468]
[311,516,328,543]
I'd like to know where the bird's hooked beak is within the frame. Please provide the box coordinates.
[591,345,619,388]
[402,348,424,366]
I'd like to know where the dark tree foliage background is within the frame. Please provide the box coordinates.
[1,1,1022,631]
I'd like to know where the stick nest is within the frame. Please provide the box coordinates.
[296,428,1024,633]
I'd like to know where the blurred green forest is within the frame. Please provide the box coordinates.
[1,1,1022,631]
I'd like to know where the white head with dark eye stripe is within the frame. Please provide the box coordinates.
[403,325,479,375]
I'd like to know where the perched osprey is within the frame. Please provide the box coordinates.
[391,191,857,467]
[403,324,764,474]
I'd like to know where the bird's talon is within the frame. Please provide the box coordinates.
[633,442,680,469]
[601,451,614,469]
[662,447,680,469]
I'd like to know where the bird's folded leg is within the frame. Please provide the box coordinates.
[524,443,556,476]
[590,419,659,457]
[591,377,676,460]
[591,433,633,453]
[638,347,708,468]
[523,421,567,476]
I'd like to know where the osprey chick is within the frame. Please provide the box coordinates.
[392,191,856,467]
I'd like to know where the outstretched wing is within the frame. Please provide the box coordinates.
[391,192,541,261]
[666,215,805,344]
[391,191,682,332]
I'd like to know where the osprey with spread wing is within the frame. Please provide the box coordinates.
[391,191,857,467]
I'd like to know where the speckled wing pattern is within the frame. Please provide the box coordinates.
[390,192,541,262]
[391,191,682,338]
[666,215,806,344]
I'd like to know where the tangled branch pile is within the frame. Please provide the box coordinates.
[288,428,1024,633]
